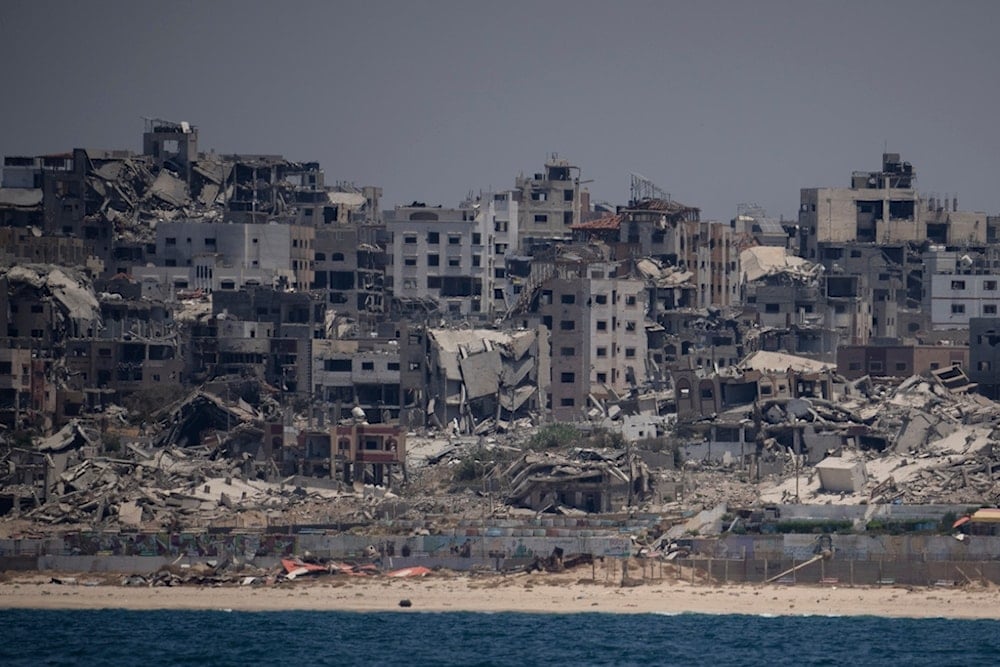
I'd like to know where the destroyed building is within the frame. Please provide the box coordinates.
[567,179,737,312]
[837,343,968,381]
[6,118,386,286]
[798,152,988,259]
[969,317,1000,399]
[311,336,403,424]
[741,246,823,330]
[0,167,44,228]
[673,351,837,421]
[619,175,701,261]
[191,287,325,394]
[816,244,910,340]
[263,417,406,485]
[496,448,652,514]
[505,243,648,421]
[0,348,34,429]
[796,154,994,349]
[653,305,748,374]
[424,326,549,434]
[739,245,835,359]
[312,219,390,331]
[0,265,105,427]
[635,256,696,315]
[8,122,1000,546]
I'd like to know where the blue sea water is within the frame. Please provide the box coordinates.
[2,609,998,666]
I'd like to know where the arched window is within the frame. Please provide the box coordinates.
[676,378,692,400]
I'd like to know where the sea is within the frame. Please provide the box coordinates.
[2,609,998,666]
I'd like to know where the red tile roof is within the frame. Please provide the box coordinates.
[570,214,622,230]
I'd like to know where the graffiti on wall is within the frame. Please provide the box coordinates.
[63,532,296,557]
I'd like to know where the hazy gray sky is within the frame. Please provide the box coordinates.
[1,1,997,221]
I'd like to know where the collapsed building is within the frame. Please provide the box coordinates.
[495,448,653,514]
[504,243,651,422]
[7,128,1000,548]
[0,265,103,429]
[672,349,853,475]
[151,388,407,486]
[424,326,550,434]
[740,245,838,359]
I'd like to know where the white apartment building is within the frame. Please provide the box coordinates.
[134,220,314,298]
[926,249,1000,329]
[389,192,517,319]
[540,256,648,421]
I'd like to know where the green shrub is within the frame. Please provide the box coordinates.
[528,423,580,450]
[865,519,938,535]
[584,427,626,449]
[770,519,853,534]
[453,456,484,482]
[451,445,516,485]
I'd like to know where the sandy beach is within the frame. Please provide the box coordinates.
[2,569,999,619]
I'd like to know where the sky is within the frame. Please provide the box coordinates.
[1,0,998,222]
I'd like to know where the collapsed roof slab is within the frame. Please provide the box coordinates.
[740,245,819,282]
[459,350,501,400]
[500,356,533,386]
[500,385,536,412]
[148,170,190,208]
[740,350,836,374]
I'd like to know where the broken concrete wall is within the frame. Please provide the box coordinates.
[801,425,843,464]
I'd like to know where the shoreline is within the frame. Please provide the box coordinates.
[2,573,999,619]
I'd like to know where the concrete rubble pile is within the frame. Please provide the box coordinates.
[758,366,1000,505]
[494,448,653,514]
[115,554,437,588]
[0,420,102,516]
[152,389,268,450]
[426,327,547,436]
[659,467,761,510]
[78,150,340,245]
[858,369,1000,504]
[14,440,355,530]
[100,158,206,244]
[406,433,521,469]
[635,256,694,290]
[2,264,101,339]
[739,245,823,283]
[75,152,201,246]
